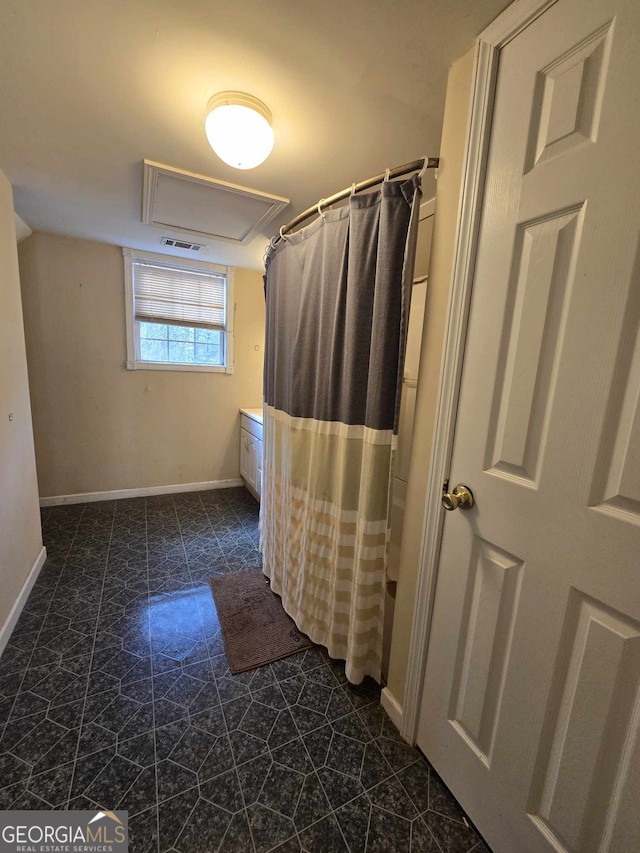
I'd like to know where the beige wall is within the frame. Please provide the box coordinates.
[0,170,43,640]
[386,48,476,705]
[18,232,265,498]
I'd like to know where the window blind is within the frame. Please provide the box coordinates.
[133,261,226,330]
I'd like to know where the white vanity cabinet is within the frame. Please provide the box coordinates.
[239,408,263,501]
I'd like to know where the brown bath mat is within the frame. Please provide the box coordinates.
[209,568,313,674]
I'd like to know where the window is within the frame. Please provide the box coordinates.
[123,248,234,373]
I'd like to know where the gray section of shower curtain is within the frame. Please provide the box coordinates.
[264,175,422,432]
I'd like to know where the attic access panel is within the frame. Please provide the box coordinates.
[142,160,290,245]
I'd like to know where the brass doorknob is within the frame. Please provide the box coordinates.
[442,482,474,511]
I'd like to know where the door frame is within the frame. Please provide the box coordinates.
[401,0,559,744]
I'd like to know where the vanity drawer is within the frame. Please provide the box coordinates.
[241,414,263,441]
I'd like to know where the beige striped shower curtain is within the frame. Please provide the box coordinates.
[260,175,422,684]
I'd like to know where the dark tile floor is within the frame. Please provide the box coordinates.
[0,488,488,853]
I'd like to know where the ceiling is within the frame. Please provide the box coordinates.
[0,0,510,270]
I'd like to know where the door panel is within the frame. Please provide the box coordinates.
[417,0,640,850]
[526,22,612,171]
[449,538,523,764]
[527,592,640,851]
[485,205,582,484]
[240,429,250,482]
[590,277,640,517]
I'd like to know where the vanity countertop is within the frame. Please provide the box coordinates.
[240,408,263,425]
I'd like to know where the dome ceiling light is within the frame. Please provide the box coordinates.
[204,91,274,170]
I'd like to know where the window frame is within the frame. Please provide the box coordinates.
[123,247,234,374]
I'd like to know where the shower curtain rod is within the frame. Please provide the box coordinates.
[272,156,439,246]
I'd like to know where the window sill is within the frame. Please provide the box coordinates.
[126,360,233,374]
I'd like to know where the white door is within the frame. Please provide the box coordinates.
[417,1,640,851]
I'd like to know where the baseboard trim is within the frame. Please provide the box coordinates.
[40,478,245,507]
[0,546,47,657]
[381,686,406,738]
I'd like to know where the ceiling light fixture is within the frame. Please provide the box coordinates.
[204,92,274,170]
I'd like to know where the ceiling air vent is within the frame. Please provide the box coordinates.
[160,237,205,252]
[143,160,290,245]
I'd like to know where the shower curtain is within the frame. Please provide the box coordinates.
[260,174,422,684]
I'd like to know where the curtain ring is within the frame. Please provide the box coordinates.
[279,226,288,241]
[384,168,391,182]
[350,182,356,197]
[317,199,327,220]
